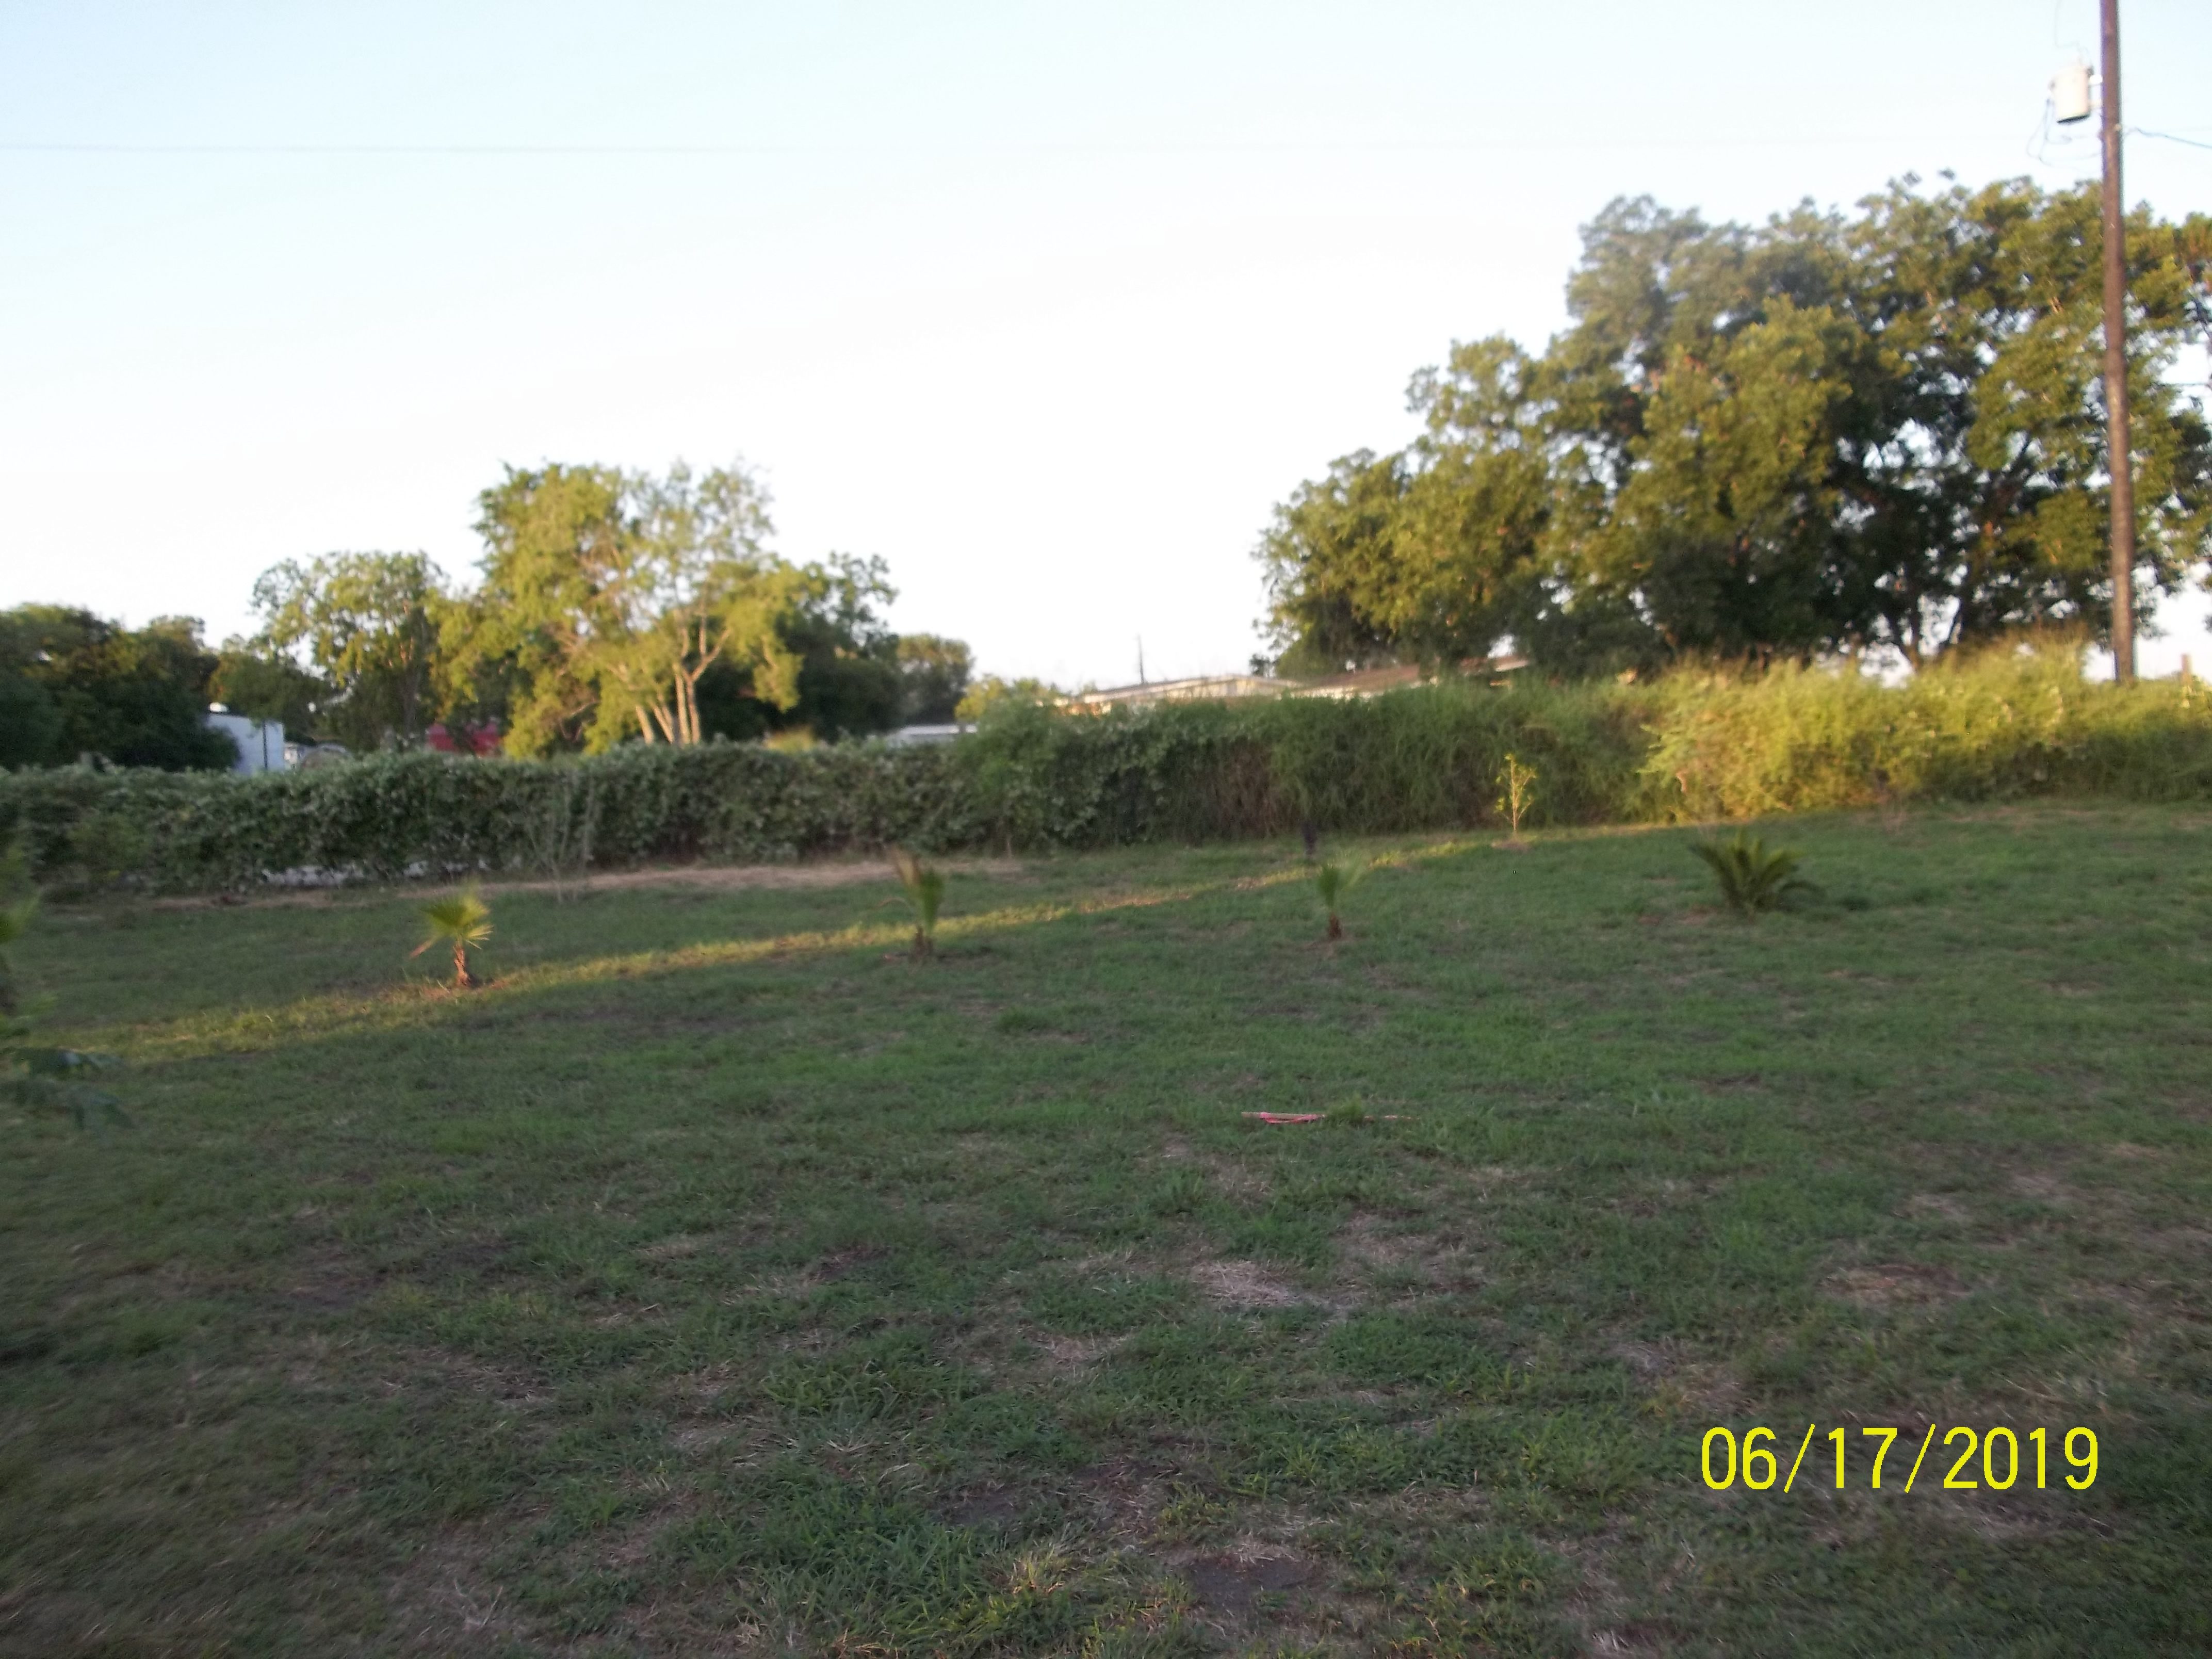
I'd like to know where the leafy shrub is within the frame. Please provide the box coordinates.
[4,1038,127,1132]
[66,811,150,889]
[0,741,982,891]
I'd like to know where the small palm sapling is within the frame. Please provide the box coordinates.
[1315,860,1363,940]
[1692,832,1813,917]
[414,888,494,986]
[888,849,946,958]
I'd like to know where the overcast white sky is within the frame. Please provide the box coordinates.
[2,1,2207,688]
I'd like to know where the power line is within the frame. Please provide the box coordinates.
[0,134,2007,158]
[1,142,808,155]
[2132,126,2212,152]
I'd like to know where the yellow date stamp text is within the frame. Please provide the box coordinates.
[1700,1424,2099,1493]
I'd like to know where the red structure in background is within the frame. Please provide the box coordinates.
[425,720,503,757]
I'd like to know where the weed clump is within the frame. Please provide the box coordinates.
[1497,752,1537,842]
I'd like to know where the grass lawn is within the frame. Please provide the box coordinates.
[3,803,2209,1656]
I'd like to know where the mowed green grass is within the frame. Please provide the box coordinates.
[3,805,2209,1656]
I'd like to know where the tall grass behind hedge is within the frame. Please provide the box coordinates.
[952,682,1650,850]
[950,645,2212,845]
[1639,649,2212,819]
[4,645,2207,890]
[1248,681,1649,833]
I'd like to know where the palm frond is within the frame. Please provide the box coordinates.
[888,850,946,955]
[4,1032,128,1132]
[413,887,493,985]
[415,890,494,951]
[1692,832,1814,917]
[1315,859,1366,939]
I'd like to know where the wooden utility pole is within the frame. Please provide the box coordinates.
[2100,0,2137,681]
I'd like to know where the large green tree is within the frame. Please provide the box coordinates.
[893,633,974,724]
[0,608,236,770]
[448,460,813,756]
[592,463,806,748]
[443,464,629,755]
[693,554,909,742]
[249,551,447,749]
[207,648,328,739]
[1262,178,2212,674]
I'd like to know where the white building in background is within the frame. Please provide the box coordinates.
[203,707,287,774]
[1064,657,1530,712]
[883,723,973,747]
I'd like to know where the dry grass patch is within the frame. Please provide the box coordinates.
[381,1517,541,1655]
[1189,1259,1322,1311]
[1826,1262,1967,1309]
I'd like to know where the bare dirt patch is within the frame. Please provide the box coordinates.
[150,887,350,911]
[1180,1548,1312,1617]
[153,855,1029,910]
[2010,1172,2079,1207]
[1608,1339,1678,1384]
[1338,1213,1483,1294]
[937,1485,1027,1528]
[1032,1331,1117,1372]
[808,1244,889,1284]
[499,855,1028,897]
[1065,1456,1174,1545]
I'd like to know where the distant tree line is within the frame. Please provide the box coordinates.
[2,458,974,769]
[0,610,239,770]
[1259,177,2212,677]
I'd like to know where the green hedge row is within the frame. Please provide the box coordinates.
[0,743,981,890]
[4,647,2208,891]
